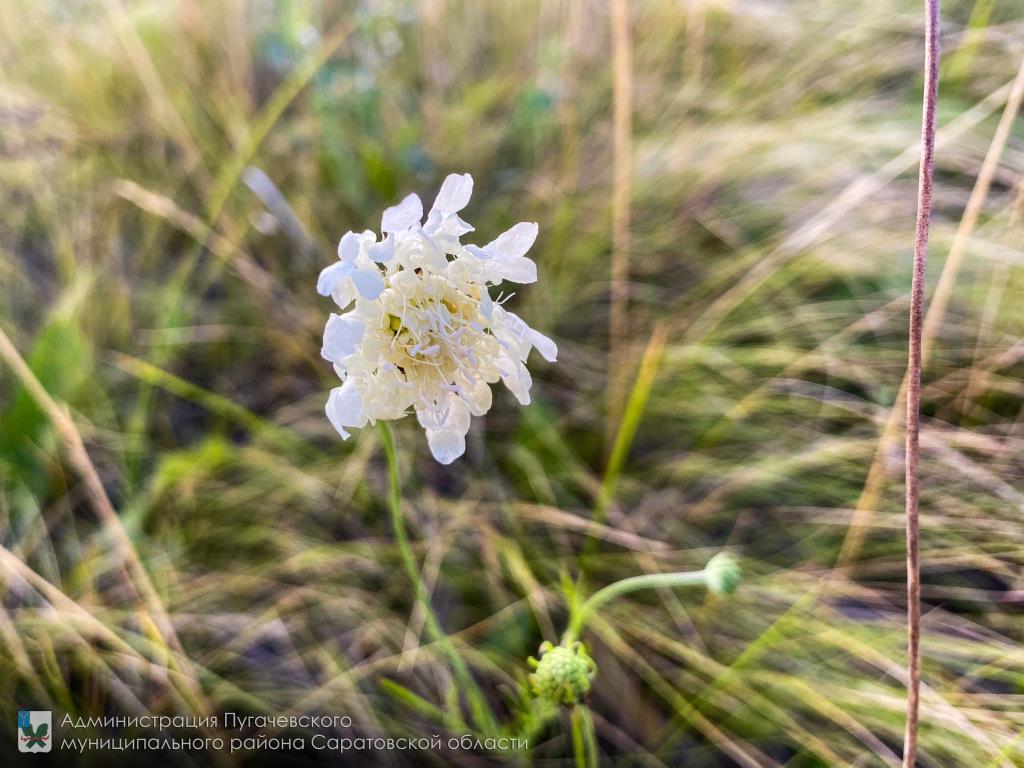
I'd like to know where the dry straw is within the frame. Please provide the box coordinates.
[903,1,940,765]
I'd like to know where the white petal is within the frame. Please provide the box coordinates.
[501,359,533,405]
[326,381,365,440]
[414,393,469,433]
[321,313,364,362]
[317,261,353,296]
[495,256,537,284]
[338,231,361,262]
[423,209,442,234]
[485,222,538,259]
[431,173,473,215]
[426,429,466,464]
[493,306,529,342]
[461,378,493,417]
[443,213,474,236]
[416,405,444,431]
[447,396,472,434]
[381,193,423,233]
[351,268,385,300]
[425,209,475,241]
[528,329,558,362]
[466,224,538,283]
[415,396,450,429]
[479,290,493,320]
[489,309,532,360]
[331,281,358,311]
[367,233,394,263]
[405,231,447,271]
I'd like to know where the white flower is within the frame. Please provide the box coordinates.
[318,173,557,464]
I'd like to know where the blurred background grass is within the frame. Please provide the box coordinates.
[2,0,1024,765]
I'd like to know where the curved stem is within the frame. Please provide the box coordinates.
[563,569,709,644]
[903,1,940,766]
[377,423,496,735]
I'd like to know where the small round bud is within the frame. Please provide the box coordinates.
[705,552,742,594]
[527,641,596,705]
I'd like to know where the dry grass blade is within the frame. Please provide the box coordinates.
[838,54,1024,569]
[902,6,940,763]
[0,326,209,716]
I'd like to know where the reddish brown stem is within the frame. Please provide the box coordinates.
[903,1,940,766]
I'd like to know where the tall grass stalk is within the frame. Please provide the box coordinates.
[606,0,634,448]
[903,0,940,764]
[592,323,667,533]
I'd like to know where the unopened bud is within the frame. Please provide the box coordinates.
[527,641,596,705]
[705,552,742,595]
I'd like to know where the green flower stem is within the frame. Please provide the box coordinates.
[378,423,497,736]
[563,569,710,644]
[570,705,598,768]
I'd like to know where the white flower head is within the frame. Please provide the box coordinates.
[318,173,557,464]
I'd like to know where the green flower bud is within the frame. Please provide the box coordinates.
[527,641,596,705]
[705,552,742,595]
